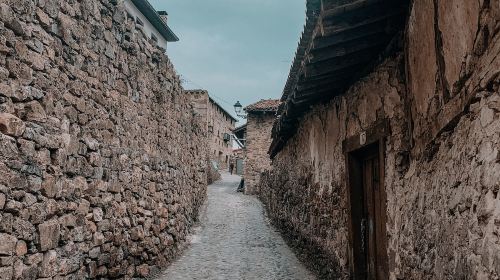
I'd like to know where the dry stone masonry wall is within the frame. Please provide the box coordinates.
[0,0,207,279]
[244,113,275,195]
[259,1,499,279]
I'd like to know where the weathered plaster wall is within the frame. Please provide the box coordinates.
[408,0,499,156]
[259,1,499,279]
[0,0,207,279]
[389,83,499,280]
[244,113,275,194]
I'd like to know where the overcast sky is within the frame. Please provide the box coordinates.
[149,0,306,123]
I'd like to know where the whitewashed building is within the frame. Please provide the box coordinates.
[123,0,178,50]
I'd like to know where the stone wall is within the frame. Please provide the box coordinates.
[259,1,499,279]
[259,56,408,278]
[244,112,275,195]
[207,98,235,170]
[0,1,207,279]
[185,90,236,171]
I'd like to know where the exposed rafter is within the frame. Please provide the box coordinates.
[269,0,410,159]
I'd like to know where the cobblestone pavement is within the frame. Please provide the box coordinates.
[157,173,316,280]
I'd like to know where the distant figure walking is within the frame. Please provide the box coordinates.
[229,156,236,174]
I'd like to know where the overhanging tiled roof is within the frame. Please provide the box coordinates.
[270,0,409,158]
[131,0,179,42]
[245,99,281,113]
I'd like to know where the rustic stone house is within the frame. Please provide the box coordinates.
[243,99,280,195]
[259,0,499,279]
[186,90,237,170]
[0,0,207,279]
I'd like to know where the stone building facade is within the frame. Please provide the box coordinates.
[0,0,207,279]
[243,99,279,195]
[259,1,499,279]
[186,90,237,170]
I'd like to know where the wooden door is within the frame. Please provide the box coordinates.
[348,142,388,280]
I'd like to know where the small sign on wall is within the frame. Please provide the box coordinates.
[360,131,367,146]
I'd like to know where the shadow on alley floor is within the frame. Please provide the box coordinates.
[156,172,316,280]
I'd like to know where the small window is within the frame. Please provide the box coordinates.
[136,17,144,26]
[151,33,158,43]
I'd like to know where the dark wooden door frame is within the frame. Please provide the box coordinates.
[342,120,389,280]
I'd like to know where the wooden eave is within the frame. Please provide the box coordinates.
[270,0,409,159]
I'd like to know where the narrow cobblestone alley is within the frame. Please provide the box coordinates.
[157,173,316,280]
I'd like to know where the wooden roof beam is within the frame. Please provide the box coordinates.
[295,86,340,101]
[296,71,354,92]
[310,33,390,63]
[291,92,335,109]
[322,0,385,19]
[304,49,378,78]
[313,18,396,50]
[296,61,366,83]
[322,9,406,37]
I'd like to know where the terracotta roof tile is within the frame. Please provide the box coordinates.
[244,99,281,113]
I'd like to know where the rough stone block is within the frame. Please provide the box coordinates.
[136,264,149,278]
[36,8,51,28]
[480,107,494,128]
[25,253,43,266]
[93,232,105,246]
[0,67,8,80]
[4,200,22,214]
[12,218,35,241]
[59,214,76,228]
[41,175,58,198]
[0,113,25,137]
[13,86,44,102]
[15,240,27,256]
[0,256,12,266]
[7,18,25,36]
[0,233,17,256]
[39,250,57,278]
[92,208,103,222]
[89,247,100,259]
[20,265,38,280]
[58,255,80,276]
[38,220,60,252]
[0,266,13,280]
[0,4,13,23]
[0,193,5,209]
[23,193,36,206]
[6,60,32,85]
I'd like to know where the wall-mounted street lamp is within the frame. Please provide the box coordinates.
[233,101,247,119]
